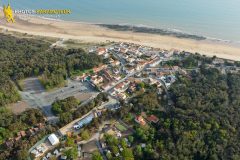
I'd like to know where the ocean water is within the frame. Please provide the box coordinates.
[2,0,240,42]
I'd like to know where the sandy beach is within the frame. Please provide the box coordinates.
[1,14,240,61]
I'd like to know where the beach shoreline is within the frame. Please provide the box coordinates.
[1,13,240,61]
[15,13,240,46]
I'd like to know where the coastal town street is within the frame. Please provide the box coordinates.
[59,96,118,136]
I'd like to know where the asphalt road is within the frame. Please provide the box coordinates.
[59,97,118,135]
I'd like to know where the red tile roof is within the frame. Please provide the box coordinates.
[135,116,146,125]
[147,115,159,123]
[20,131,26,137]
[98,47,106,53]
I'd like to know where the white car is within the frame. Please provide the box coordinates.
[73,125,80,130]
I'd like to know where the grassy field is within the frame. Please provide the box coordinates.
[4,30,57,44]
[63,39,113,50]
[115,123,127,132]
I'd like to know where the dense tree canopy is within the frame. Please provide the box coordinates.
[57,92,109,126]
[0,33,103,159]
[165,68,240,159]
[52,96,79,115]
[117,66,240,160]
[92,151,104,160]
[0,76,20,106]
[0,108,45,144]
[0,108,56,160]
[0,34,102,104]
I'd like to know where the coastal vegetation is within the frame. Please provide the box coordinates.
[163,52,213,69]
[0,108,44,144]
[56,92,109,126]
[0,76,21,106]
[52,96,79,115]
[103,134,134,160]
[0,108,56,160]
[63,137,78,159]
[0,33,102,159]
[92,151,104,160]
[117,66,240,159]
[0,33,102,105]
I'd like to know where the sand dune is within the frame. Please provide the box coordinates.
[0,14,240,61]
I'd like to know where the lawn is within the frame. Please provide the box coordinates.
[115,123,127,132]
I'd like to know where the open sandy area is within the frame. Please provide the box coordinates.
[7,101,31,114]
[0,13,240,61]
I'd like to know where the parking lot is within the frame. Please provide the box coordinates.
[19,78,98,122]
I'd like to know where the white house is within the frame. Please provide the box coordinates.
[149,58,161,67]
[48,134,59,146]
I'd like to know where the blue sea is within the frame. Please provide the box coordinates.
[2,0,240,42]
